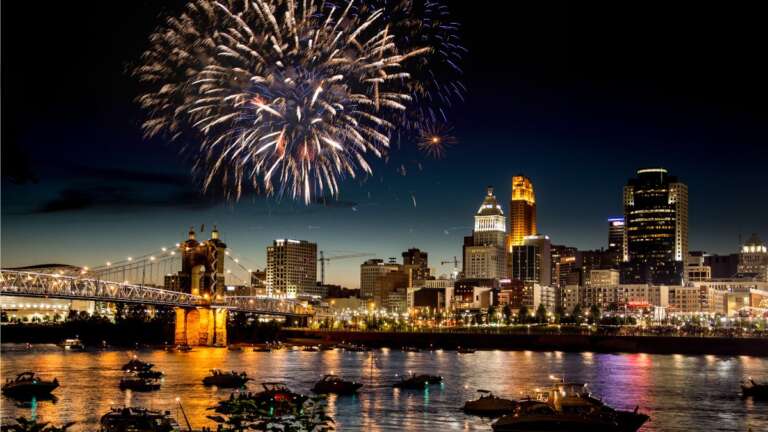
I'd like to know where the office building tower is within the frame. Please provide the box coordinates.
[621,168,688,285]
[510,235,551,286]
[266,239,317,298]
[360,259,401,299]
[508,175,537,248]
[607,217,625,267]
[464,187,507,279]
[402,248,430,282]
[738,234,768,281]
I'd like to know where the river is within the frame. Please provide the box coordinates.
[1,345,767,431]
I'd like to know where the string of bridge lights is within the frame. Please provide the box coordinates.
[84,241,260,287]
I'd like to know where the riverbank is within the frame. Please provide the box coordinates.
[281,328,768,356]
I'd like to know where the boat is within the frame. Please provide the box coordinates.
[311,375,363,395]
[213,382,308,414]
[344,344,371,352]
[463,390,518,416]
[1,372,59,399]
[402,346,420,352]
[508,381,648,432]
[228,344,243,351]
[202,369,250,388]
[742,378,768,398]
[393,373,443,389]
[176,344,192,352]
[457,346,476,354]
[318,344,336,351]
[253,345,271,352]
[492,400,621,432]
[122,357,154,372]
[100,406,180,432]
[302,345,320,352]
[119,374,161,392]
[58,338,85,351]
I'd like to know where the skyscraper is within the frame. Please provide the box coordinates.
[402,248,430,282]
[360,258,401,299]
[606,217,625,268]
[464,187,507,279]
[738,234,768,281]
[510,235,551,286]
[508,175,537,248]
[266,239,317,298]
[622,168,688,285]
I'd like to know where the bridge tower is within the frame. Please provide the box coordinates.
[173,225,229,346]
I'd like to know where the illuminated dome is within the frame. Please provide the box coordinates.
[476,186,504,216]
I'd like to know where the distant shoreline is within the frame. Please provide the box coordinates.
[281,329,768,357]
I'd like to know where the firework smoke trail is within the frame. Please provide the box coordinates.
[135,0,432,204]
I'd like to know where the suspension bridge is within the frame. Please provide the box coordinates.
[0,226,312,346]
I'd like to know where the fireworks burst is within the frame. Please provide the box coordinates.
[417,122,456,158]
[341,0,466,134]
[135,0,434,203]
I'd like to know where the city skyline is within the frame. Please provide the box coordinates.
[2,2,767,288]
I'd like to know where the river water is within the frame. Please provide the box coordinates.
[1,345,767,431]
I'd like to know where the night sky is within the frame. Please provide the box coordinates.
[2,1,766,288]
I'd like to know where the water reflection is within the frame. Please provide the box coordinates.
[1,347,767,431]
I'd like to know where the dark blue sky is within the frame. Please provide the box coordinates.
[2,1,766,287]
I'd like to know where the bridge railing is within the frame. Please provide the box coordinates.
[213,296,311,316]
[0,270,198,307]
[1,270,311,316]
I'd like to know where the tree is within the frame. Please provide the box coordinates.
[518,305,529,324]
[535,304,547,323]
[487,306,496,324]
[588,304,601,324]
[502,305,512,325]
[554,305,565,323]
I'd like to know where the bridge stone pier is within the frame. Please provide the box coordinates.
[174,307,228,346]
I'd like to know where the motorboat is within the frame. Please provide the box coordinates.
[492,400,621,432]
[2,372,59,399]
[228,344,243,351]
[393,373,443,389]
[318,344,336,351]
[58,338,85,351]
[253,345,271,352]
[742,378,768,398]
[122,357,154,372]
[463,390,518,416]
[402,346,420,352]
[176,344,192,352]
[311,375,363,395]
[302,345,320,352]
[457,346,476,354]
[520,381,649,432]
[213,382,308,414]
[344,344,371,352]
[100,406,180,432]
[202,369,250,388]
[119,374,161,392]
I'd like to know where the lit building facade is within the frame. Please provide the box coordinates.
[360,258,401,299]
[607,217,625,267]
[621,168,688,285]
[738,234,768,281]
[509,235,551,286]
[266,239,317,298]
[508,175,537,248]
[464,187,507,279]
[402,248,431,282]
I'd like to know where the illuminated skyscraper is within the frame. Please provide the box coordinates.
[508,175,537,248]
[267,239,317,298]
[464,187,507,279]
[622,168,688,285]
[607,217,625,268]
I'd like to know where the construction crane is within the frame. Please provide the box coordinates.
[440,256,461,279]
[318,251,375,285]
[440,256,460,268]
